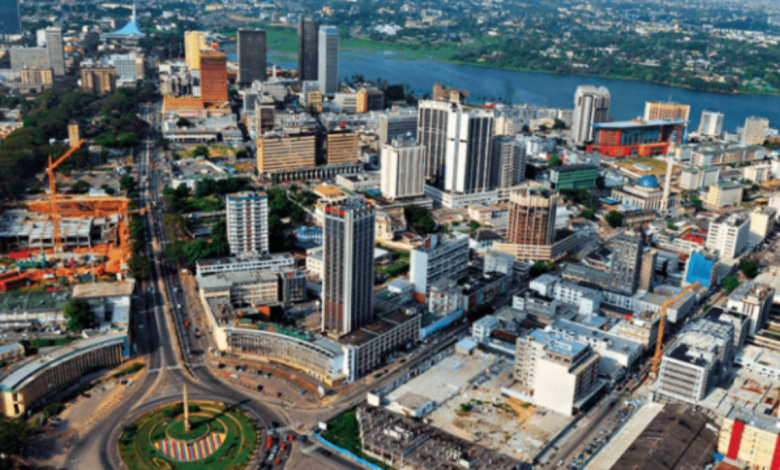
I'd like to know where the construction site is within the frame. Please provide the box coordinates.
[0,139,147,290]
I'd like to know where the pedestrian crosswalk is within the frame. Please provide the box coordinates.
[190,362,206,369]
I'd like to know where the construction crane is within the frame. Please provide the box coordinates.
[47,139,86,252]
[651,281,703,377]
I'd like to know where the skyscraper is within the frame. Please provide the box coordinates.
[0,0,21,35]
[507,186,557,246]
[297,17,320,82]
[184,31,206,71]
[226,192,269,255]
[572,86,610,146]
[318,26,339,97]
[417,100,456,185]
[742,116,770,146]
[643,101,690,122]
[322,199,375,336]
[199,50,228,105]
[443,109,496,194]
[492,136,526,188]
[44,27,65,76]
[381,136,426,200]
[237,29,266,85]
[699,110,724,138]
[610,233,642,294]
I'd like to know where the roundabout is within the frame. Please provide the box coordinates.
[118,400,258,470]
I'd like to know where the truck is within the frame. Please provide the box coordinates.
[266,435,273,451]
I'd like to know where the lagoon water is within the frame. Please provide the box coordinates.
[232,49,780,133]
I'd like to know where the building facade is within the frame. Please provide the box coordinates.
[257,133,316,173]
[410,233,470,302]
[322,199,375,335]
[379,109,418,144]
[381,137,426,200]
[237,29,267,85]
[610,233,642,294]
[80,65,116,95]
[643,101,690,122]
[199,50,229,104]
[44,27,65,76]
[699,110,724,138]
[326,130,359,165]
[550,164,598,191]
[443,109,496,194]
[417,100,455,185]
[317,26,339,97]
[742,116,769,146]
[492,136,526,189]
[706,213,749,259]
[507,186,557,246]
[572,85,610,145]
[297,17,320,82]
[184,31,206,71]
[226,192,269,255]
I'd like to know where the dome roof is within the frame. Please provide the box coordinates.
[637,175,660,189]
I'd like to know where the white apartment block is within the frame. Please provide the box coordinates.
[514,329,602,416]
[380,137,426,200]
[744,163,772,184]
[226,192,269,255]
[552,281,602,315]
[749,207,776,245]
[727,281,774,336]
[657,337,719,404]
[706,213,750,259]
[410,233,470,301]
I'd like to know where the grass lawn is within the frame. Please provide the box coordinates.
[118,402,257,470]
[614,157,673,177]
[375,262,409,278]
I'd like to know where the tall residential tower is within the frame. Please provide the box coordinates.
[226,192,270,255]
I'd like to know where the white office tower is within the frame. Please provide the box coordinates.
[742,116,770,146]
[699,110,724,139]
[443,109,495,194]
[417,100,456,185]
[381,136,426,200]
[317,26,339,97]
[226,192,270,255]
[492,135,527,188]
[572,86,610,146]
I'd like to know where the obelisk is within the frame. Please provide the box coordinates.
[183,384,190,432]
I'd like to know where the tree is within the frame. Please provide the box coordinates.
[605,211,623,228]
[162,213,191,240]
[0,415,34,456]
[740,259,759,279]
[183,239,214,266]
[547,154,562,168]
[192,145,209,158]
[530,262,550,277]
[119,174,135,192]
[595,175,606,190]
[128,256,152,279]
[63,299,94,331]
[209,220,229,257]
[165,241,187,264]
[723,275,740,293]
[235,150,248,159]
[176,118,191,128]
[70,179,90,194]
[469,221,481,231]
[579,209,596,220]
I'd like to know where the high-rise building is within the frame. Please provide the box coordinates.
[20,67,53,86]
[237,29,266,85]
[326,130,359,165]
[443,109,495,194]
[742,116,770,146]
[355,87,384,113]
[226,192,269,255]
[80,64,116,95]
[257,133,316,173]
[609,233,642,294]
[507,186,557,246]
[410,233,470,302]
[706,213,750,259]
[297,17,320,82]
[318,26,339,97]
[698,110,724,138]
[379,109,418,144]
[199,50,228,105]
[417,100,454,183]
[381,136,426,200]
[184,31,206,71]
[44,27,65,76]
[643,101,690,122]
[322,199,375,336]
[639,248,657,292]
[572,86,610,146]
[492,136,526,189]
[0,0,22,35]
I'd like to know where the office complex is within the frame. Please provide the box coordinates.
[225,192,269,255]
[409,233,470,302]
[417,100,454,184]
[80,64,117,95]
[549,164,598,190]
[699,110,724,138]
[706,212,749,259]
[322,199,375,335]
[492,136,526,189]
[741,116,770,146]
[199,50,229,104]
[237,30,266,85]
[184,31,206,71]
[0,0,22,35]
[590,119,685,158]
[719,409,780,470]
[572,86,610,145]
[381,137,426,200]
[644,101,690,122]
[507,186,557,246]
[318,26,339,97]
[356,87,384,113]
[727,281,774,337]
[378,109,418,144]
[256,133,317,173]
[45,27,65,76]
[609,233,642,294]
[297,17,320,82]
[326,130,359,165]
[443,109,496,194]
[20,68,53,86]
[514,329,601,416]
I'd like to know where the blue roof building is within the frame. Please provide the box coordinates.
[102,5,145,40]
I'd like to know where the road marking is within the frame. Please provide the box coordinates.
[148,368,161,374]
[190,362,206,369]
[168,365,182,370]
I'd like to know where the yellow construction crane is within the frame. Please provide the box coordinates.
[47,139,86,252]
[651,281,702,377]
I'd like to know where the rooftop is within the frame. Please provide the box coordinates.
[593,119,688,129]
[73,281,135,299]
[529,329,588,359]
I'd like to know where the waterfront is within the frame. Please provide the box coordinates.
[251,49,780,133]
